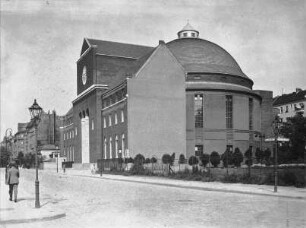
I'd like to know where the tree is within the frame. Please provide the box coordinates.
[145,158,151,164]
[255,147,264,163]
[210,151,221,167]
[150,157,157,170]
[178,154,186,171]
[232,148,243,167]
[280,114,306,162]
[221,149,232,168]
[134,154,145,165]
[188,156,199,173]
[199,153,210,167]
[162,153,173,174]
[17,152,24,167]
[244,148,253,166]
[263,148,271,166]
[130,154,145,175]
[0,146,11,167]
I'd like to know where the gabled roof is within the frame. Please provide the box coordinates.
[273,89,306,106]
[84,38,154,59]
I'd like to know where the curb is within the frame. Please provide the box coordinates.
[0,213,66,225]
[73,173,306,200]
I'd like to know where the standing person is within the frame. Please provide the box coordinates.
[7,163,20,202]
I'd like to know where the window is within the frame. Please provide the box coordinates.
[103,117,106,128]
[226,145,233,152]
[183,32,187,37]
[285,106,288,113]
[70,131,72,139]
[115,135,118,158]
[114,112,118,125]
[249,98,253,130]
[121,110,124,123]
[194,94,204,128]
[300,103,305,109]
[75,127,77,136]
[72,131,74,138]
[195,145,203,156]
[122,134,125,158]
[109,115,112,127]
[64,133,65,140]
[280,107,283,113]
[92,120,94,130]
[109,137,112,159]
[191,33,195,37]
[104,137,107,159]
[226,95,233,129]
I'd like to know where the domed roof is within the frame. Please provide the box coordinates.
[166,38,249,79]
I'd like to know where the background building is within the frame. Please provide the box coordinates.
[62,23,274,165]
[273,88,306,122]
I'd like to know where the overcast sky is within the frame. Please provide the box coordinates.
[1,0,305,139]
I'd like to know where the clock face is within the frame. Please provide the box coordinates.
[82,66,87,85]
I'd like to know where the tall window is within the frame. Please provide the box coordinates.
[122,134,125,158]
[194,94,203,128]
[115,135,118,158]
[121,110,124,123]
[109,114,112,127]
[226,95,233,129]
[103,117,106,128]
[195,145,203,156]
[249,98,253,130]
[114,112,118,125]
[109,137,112,159]
[104,137,107,159]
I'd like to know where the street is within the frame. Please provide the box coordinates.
[1,168,306,228]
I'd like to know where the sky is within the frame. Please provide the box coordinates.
[1,0,306,139]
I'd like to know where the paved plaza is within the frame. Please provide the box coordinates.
[1,168,305,228]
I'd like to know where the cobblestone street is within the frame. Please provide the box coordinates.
[1,169,305,228]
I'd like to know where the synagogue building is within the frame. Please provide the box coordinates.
[60,23,274,165]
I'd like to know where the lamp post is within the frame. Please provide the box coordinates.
[5,128,13,165]
[28,99,43,208]
[272,115,281,193]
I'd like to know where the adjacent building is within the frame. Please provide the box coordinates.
[273,88,306,122]
[61,23,274,166]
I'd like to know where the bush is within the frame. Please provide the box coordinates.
[255,147,264,163]
[150,157,157,164]
[134,154,145,165]
[199,153,210,167]
[232,148,243,167]
[221,149,233,168]
[210,151,220,167]
[145,158,151,164]
[244,148,253,167]
[188,156,199,173]
[129,162,145,175]
[178,154,186,165]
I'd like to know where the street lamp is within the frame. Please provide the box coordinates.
[28,99,43,208]
[5,128,13,165]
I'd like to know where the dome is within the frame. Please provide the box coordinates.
[166,38,249,79]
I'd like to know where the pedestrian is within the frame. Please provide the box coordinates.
[63,159,66,173]
[7,162,20,202]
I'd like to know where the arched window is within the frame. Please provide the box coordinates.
[121,110,124,123]
[109,137,112,159]
[115,135,119,158]
[103,117,106,128]
[121,134,125,158]
[109,115,112,127]
[114,112,118,125]
[104,137,107,159]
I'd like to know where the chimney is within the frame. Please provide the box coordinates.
[159,40,165,45]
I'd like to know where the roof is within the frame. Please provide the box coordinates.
[273,89,306,106]
[179,22,198,32]
[166,38,249,79]
[85,38,154,59]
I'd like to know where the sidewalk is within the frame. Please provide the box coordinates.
[0,169,65,226]
[63,168,306,200]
